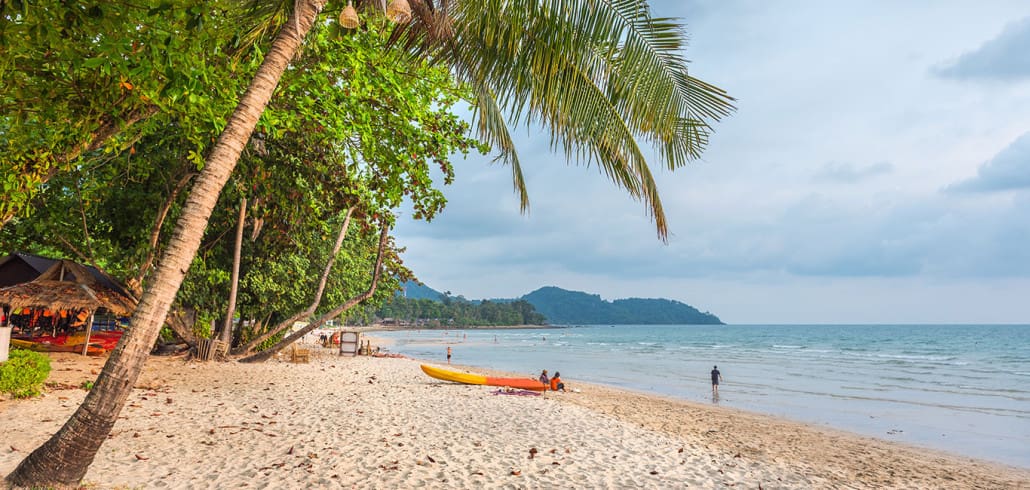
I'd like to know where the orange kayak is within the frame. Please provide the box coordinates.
[420,364,547,391]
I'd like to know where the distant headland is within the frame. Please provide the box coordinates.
[399,282,724,325]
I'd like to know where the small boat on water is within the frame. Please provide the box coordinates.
[420,364,547,391]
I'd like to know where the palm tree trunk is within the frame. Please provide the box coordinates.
[238,223,389,363]
[232,207,354,355]
[166,306,199,346]
[221,196,247,345]
[4,1,327,486]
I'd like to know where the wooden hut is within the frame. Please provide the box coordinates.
[0,260,136,355]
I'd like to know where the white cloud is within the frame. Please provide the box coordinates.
[947,132,1030,192]
[392,1,1030,323]
[935,16,1030,81]
[814,162,894,183]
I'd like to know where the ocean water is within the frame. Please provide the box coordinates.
[373,324,1030,468]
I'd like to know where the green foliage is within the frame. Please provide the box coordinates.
[0,349,52,399]
[1,12,482,343]
[0,0,259,225]
[254,329,285,352]
[378,296,546,327]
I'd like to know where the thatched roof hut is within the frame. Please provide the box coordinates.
[0,252,131,296]
[0,260,136,316]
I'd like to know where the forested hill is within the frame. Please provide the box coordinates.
[399,281,446,301]
[521,286,723,325]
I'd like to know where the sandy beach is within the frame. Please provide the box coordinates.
[2,348,1027,489]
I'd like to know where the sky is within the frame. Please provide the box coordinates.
[392,1,1030,324]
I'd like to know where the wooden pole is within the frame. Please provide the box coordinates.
[81,311,95,356]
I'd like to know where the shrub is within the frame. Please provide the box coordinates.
[0,349,52,399]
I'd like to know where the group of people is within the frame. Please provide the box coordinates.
[538,369,566,392]
[443,342,721,396]
[317,332,339,348]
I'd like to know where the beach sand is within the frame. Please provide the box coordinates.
[1,349,1027,489]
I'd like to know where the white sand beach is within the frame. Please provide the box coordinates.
[1,349,1027,489]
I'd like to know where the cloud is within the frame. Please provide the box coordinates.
[935,17,1030,80]
[814,161,894,183]
[391,1,1030,323]
[947,132,1030,192]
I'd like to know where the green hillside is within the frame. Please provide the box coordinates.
[398,281,446,301]
[395,282,723,325]
[522,286,723,325]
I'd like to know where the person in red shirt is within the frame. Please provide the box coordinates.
[550,372,565,392]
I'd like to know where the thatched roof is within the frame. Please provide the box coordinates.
[0,253,131,295]
[0,260,136,316]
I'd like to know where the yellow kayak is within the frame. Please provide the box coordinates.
[420,364,547,391]
[420,364,488,385]
[11,338,106,356]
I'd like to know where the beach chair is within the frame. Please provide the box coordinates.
[290,344,310,363]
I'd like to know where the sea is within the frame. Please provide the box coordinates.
[372,324,1030,468]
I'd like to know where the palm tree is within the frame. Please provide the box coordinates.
[6,0,732,486]
[5,1,329,485]
[403,0,734,239]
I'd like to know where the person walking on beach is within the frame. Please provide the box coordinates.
[447,346,452,364]
[711,365,722,396]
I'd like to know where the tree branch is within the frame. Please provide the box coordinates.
[231,207,355,355]
[237,220,389,363]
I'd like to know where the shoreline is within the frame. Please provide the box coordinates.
[361,331,1029,480]
[1,350,1027,489]
[355,323,557,332]
[362,325,1030,469]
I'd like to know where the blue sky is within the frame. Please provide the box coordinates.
[393,1,1030,324]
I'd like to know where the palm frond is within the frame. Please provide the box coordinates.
[471,83,530,211]
[436,0,718,238]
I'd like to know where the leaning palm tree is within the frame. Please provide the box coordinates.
[6,0,732,486]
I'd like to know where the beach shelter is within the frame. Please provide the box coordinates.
[0,260,136,355]
[0,252,131,295]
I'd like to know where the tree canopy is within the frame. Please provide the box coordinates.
[3,1,733,486]
[0,9,484,345]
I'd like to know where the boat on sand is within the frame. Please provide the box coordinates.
[420,364,547,391]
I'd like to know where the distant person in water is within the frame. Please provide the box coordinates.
[711,365,722,395]
[447,346,452,364]
[539,369,549,388]
[550,372,565,392]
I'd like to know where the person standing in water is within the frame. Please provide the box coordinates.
[711,365,722,396]
[447,346,452,364]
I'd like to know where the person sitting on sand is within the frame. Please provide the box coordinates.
[550,372,565,392]
[538,369,549,389]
